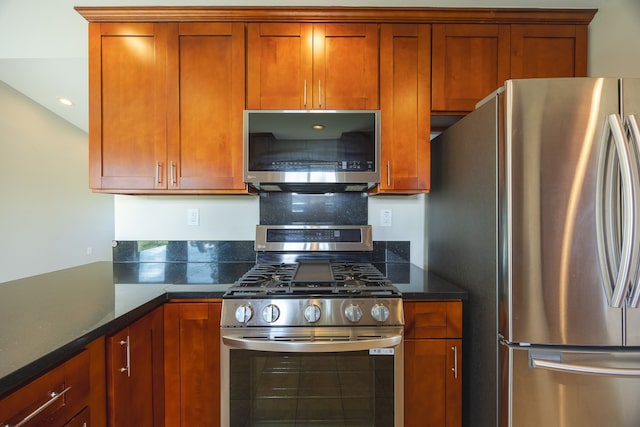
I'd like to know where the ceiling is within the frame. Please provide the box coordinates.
[0,0,604,133]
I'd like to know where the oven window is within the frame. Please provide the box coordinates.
[230,350,394,426]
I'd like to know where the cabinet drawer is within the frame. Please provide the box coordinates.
[0,350,90,427]
[404,301,462,339]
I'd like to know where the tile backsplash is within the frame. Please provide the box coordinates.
[112,240,410,284]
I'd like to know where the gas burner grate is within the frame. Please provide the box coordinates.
[224,262,399,298]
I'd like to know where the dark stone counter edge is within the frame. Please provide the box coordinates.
[0,294,167,399]
[0,269,467,399]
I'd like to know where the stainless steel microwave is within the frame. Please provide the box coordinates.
[243,110,381,193]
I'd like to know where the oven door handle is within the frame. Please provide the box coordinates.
[222,334,402,353]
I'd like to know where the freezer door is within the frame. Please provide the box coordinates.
[622,78,640,346]
[501,78,623,346]
[500,344,640,427]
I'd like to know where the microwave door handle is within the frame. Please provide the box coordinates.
[597,114,635,308]
[624,113,640,307]
[222,334,401,353]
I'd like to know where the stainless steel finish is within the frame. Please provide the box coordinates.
[531,355,640,377]
[623,79,640,345]
[3,386,72,427]
[119,336,130,376]
[254,224,373,252]
[221,326,402,353]
[155,161,161,184]
[501,344,640,426]
[503,78,621,346]
[170,160,177,185]
[371,303,390,322]
[234,304,253,323]
[429,78,640,427]
[243,109,381,191]
[344,303,363,323]
[386,160,391,186]
[452,345,459,379]
[596,113,637,308]
[220,326,404,427]
[626,113,640,307]
[303,304,321,323]
[261,304,280,323]
[303,80,307,106]
[221,297,403,328]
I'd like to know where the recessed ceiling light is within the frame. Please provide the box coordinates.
[312,124,325,130]
[58,97,74,107]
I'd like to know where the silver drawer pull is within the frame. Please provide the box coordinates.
[3,386,72,427]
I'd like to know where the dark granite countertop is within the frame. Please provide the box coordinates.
[0,261,466,398]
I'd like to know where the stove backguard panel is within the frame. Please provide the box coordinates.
[259,192,368,225]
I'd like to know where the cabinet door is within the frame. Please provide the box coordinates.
[379,24,431,193]
[404,339,462,427]
[314,23,379,110]
[510,24,588,78]
[166,23,247,192]
[432,24,510,113]
[247,23,313,109]
[164,302,221,426]
[107,307,164,427]
[88,23,169,190]
[247,23,378,110]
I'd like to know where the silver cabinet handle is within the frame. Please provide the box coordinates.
[119,336,131,377]
[155,161,162,184]
[531,357,640,377]
[386,160,391,187]
[451,345,458,379]
[318,79,322,108]
[3,386,72,427]
[170,160,177,186]
[222,334,401,353]
[303,80,307,107]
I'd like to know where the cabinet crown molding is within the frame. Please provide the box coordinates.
[75,6,597,25]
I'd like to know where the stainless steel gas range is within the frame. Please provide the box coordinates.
[220,225,404,427]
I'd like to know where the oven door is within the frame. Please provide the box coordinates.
[221,326,403,427]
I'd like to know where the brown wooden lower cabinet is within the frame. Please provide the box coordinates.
[404,301,463,427]
[164,301,221,426]
[106,306,164,427]
[0,338,105,427]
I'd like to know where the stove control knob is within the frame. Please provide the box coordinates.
[371,303,390,322]
[304,304,321,323]
[235,304,253,323]
[344,304,363,323]
[262,304,281,323]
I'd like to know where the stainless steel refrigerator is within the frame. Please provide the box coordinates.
[428,78,640,427]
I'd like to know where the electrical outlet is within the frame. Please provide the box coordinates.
[380,209,392,227]
[187,208,200,226]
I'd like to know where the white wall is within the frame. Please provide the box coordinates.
[589,0,640,77]
[0,82,114,282]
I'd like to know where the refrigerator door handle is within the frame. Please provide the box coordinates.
[624,113,640,307]
[531,356,640,377]
[596,114,637,307]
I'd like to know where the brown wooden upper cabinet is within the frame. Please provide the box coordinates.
[431,24,510,114]
[88,22,247,194]
[510,24,588,79]
[377,24,431,194]
[78,7,596,195]
[246,23,379,110]
[432,23,589,114]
